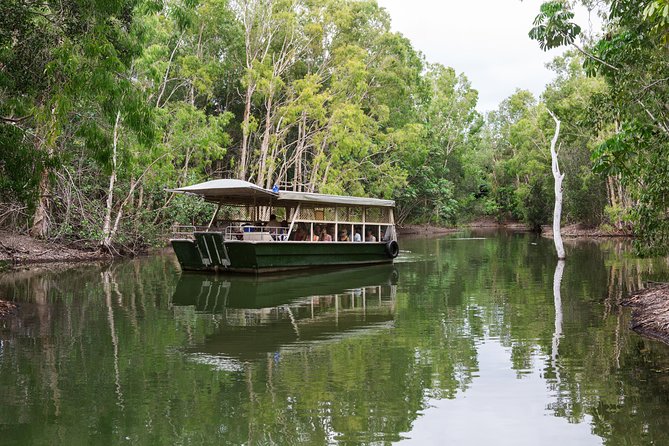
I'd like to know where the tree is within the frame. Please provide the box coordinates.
[530,0,669,254]
[547,109,565,259]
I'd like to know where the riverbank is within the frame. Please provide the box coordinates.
[541,223,630,238]
[397,218,532,236]
[397,224,461,236]
[622,283,669,345]
[0,231,109,269]
[0,221,630,269]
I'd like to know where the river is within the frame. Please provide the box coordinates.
[2,230,669,445]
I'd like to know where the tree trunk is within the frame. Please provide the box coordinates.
[547,109,565,260]
[257,90,274,187]
[239,82,254,180]
[102,110,122,250]
[30,107,57,238]
[31,169,51,238]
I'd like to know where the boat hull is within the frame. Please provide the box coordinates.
[171,232,395,273]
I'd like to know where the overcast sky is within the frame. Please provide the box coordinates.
[376,0,594,112]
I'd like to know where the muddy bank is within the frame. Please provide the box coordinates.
[398,218,534,236]
[541,223,630,238]
[397,224,461,236]
[622,283,669,345]
[0,231,110,268]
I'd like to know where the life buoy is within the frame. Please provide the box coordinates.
[385,240,400,258]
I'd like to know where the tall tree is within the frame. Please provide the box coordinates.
[530,0,669,254]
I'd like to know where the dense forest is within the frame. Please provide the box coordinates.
[0,0,667,254]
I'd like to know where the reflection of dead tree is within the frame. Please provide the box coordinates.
[551,260,564,382]
[102,270,125,410]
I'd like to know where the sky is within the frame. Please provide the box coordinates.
[375,0,597,113]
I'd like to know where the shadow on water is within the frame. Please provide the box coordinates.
[2,234,669,445]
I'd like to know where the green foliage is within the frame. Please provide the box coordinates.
[529,0,669,253]
[529,1,582,51]
[522,176,552,231]
[5,0,660,248]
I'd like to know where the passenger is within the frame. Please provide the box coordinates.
[320,226,332,242]
[353,227,362,242]
[312,225,321,241]
[294,224,307,241]
[339,228,350,242]
[279,219,289,239]
[266,214,281,228]
[365,228,377,242]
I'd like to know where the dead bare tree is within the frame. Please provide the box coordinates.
[547,109,565,260]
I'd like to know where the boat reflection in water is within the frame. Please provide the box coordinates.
[171,265,398,367]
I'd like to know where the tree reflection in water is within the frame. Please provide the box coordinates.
[0,234,669,445]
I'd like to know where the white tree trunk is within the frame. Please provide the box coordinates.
[548,109,565,260]
[102,110,121,249]
[551,259,564,378]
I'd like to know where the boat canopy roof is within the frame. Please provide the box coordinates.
[167,179,279,205]
[168,179,395,207]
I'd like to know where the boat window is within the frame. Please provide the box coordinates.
[217,205,255,222]
[335,207,363,223]
[324,207,336,221]
[300,206,316,221]
[268,207,287,221]
[365,207,390,223]
[349,207,363,223]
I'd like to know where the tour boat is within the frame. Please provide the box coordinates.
[168,179,400,273]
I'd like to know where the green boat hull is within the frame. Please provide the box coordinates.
[171,231,396,273]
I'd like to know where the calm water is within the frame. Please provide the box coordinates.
[2,231,669,445]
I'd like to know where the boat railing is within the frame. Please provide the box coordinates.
[224,225,290,242]
[171,225,211,239]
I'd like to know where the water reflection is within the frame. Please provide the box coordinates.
[172,266,398,364]
[1,235,669,445]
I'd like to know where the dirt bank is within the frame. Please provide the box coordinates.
[397,224,461,236]
[0,231,110,268]
[622,283,669,345]
[541,223,630,238]
[398,219,533,236]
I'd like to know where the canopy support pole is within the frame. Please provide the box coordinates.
[207,202,221,230]
[287,204,301,239]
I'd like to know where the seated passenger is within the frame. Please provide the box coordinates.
[278,219,289,239]
[320,226,332,242]
[339,228,350,242]
[266,214,281,227]
[353,227,362,242]
[312,225,321,241]
[294,225,307,241]
[365,229,377,242]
